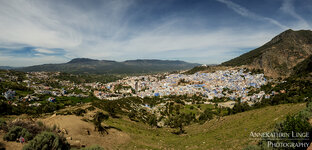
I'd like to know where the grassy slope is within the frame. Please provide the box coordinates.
[104,103,306,150]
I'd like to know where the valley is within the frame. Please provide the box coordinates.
[1,29,312,150]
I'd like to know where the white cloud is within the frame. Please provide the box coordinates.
[0,0,310,66]
[280,0,311,29]
[0,55,68,67]
[34,48,55,54]
[216,0,288,29]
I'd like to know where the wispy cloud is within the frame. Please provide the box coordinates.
[280,0,311,29]
[216,0,288,29]
[0,0,310,66]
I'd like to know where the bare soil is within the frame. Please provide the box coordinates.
[40,114,131,149]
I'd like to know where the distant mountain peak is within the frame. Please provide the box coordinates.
[124,59,185,63]
[68,58,99,63]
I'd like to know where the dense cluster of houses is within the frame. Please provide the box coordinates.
[1,69,277,108]
[95,69,271,105]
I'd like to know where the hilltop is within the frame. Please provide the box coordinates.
[222,29,312,78]
[15,58,200,74]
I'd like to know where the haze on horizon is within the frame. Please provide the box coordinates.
[0,0,311,67]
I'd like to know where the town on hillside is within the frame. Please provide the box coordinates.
[1,67,274,108]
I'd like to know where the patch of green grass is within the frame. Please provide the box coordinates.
[104,103,306,149]
[180,104,215,115]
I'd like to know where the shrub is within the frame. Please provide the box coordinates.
[10,120,46,136]
[0,101,13,115]
[127,111,136,121]
[147,115,157,127]
[3,126,33,141]
[275,114,312,135]
[73,108,86,116]
[36,121,44,128]
[0,119,8,132]
[0,142,5,150]
[86,106,96,111]
[22,132,70,150]
[81,145,104,150]
[198,109,214,124]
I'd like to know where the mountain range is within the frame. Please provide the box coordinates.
[14,58,200,74]
[222,29,312,78]
[6,29,312,78]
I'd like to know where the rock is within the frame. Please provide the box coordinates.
[70,140,81,148]
[61,128,68,134]
[85,130,90,135]
[66,137,72,140]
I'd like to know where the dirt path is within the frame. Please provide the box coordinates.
[40,114,131,149]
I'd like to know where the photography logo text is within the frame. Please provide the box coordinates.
[250,131,310,148]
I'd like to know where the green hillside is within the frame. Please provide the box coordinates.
[104,103,305,149]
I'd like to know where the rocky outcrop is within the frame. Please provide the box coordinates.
[222,29,312,78]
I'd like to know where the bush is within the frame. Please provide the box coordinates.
[73,108,86,116]
[86,106,96,111]
[257,104,312,149]
[275,114,312,136]
[81,145,104,150]
[127,111,136,121]
[3,126,33,141]
[198,109,214,124]
[22,132,70,150]
[0,101,13,115]
[0,119,8,132]
[0,141,5,149]
[147,115,157,127]
[10,120,46,136]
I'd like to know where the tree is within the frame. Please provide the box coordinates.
[104,102,117,118]
[22,132,70,150]
[230,101,251,114]
[93,112,109,134]
[198,109,214,124]
[168,113,188,134]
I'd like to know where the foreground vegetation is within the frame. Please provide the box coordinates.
[1,103,304,149]
[102,103,306,149]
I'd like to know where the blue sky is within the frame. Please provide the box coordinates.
[0,0,311,66]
